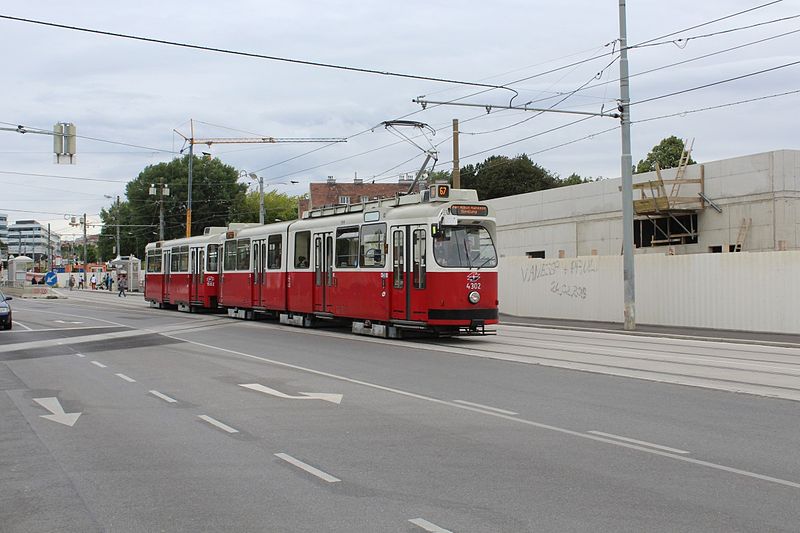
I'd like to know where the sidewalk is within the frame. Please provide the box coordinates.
[500,314,800,348]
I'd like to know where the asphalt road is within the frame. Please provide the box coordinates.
[1,291,799,532]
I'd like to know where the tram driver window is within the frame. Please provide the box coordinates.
[294,231,310,268]
[336,227,359,268]
[224,240,237,271]
[207,244,219,272]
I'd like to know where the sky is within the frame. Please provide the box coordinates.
[1,0,798,239]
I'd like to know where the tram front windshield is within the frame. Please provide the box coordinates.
[433,226,497,268]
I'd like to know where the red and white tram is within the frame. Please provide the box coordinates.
[144,185,499,337]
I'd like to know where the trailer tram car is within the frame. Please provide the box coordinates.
[144,185,499,337]
[144,227,229,311]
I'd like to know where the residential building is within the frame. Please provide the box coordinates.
[298,175,422,216]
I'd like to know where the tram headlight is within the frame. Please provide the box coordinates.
[468,291,480,304]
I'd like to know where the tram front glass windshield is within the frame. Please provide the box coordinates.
[433,226,497,268]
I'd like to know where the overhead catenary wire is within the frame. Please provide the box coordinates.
[0,14,517,93]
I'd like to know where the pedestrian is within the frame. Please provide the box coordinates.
[118,275,127,297]
[90,274,97,290]
[78,275,84,290]
[107,275,114,291]
[68,275,75,291]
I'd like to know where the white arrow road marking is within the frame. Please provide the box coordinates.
[274,453,341,483]
[239,383,343,404]
[409,518,453,532]
[33,397,82,427]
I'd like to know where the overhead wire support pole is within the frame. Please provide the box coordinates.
[619,0,636,331]
[412,99,620,119]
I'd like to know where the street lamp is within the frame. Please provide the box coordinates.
[242,171,299,225]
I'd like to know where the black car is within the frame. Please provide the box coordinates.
[0,291,12,330]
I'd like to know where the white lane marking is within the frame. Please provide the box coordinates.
[90,361,107,368]
[6,325,120,333]
[588,431,690,454]
[75,353,86,358]
[13,321,33,331]
[115,373,136,383]
[168,334,800,490]
[409,518,453,532]
[453,399,518,415]
[149,390,177,403]
[198,415,239,434]
[274,453,341,483]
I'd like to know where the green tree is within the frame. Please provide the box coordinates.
[461,154,559,200]
[231,190,300,224]
[635,136,696,173]
[99,155,247,259]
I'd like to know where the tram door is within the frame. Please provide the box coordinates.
[190,247,204,303]
[163,249,172,302]
[312,232,334,313]
[251,239,267,307]
[390,225,427,321]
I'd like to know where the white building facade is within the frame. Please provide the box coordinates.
[487,150,799,259]
[0,213,7,260]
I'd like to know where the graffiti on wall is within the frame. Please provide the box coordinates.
[520,258,597,300]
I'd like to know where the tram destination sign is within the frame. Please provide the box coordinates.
[450,204,489,217]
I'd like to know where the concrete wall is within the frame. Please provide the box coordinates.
[488,150,800,258]
[500,250,800,334]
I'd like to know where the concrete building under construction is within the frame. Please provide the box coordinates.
[487,149,799,258]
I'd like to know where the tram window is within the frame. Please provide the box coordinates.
[146,250,162,273]
[336,227,359,268]
[393,230,404,289]
[224,240,237,271]
[413,229,426,289]
[360,223,386,268]
[207,244,219,272]
[236,239,250,271]
[314,236,322,286]
[267,235,282,270]
[294,231,311,268]
[179,246,189,272]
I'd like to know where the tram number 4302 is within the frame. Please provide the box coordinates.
[466,282,481,290]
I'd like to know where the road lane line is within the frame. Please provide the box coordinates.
[148,390,177,403]
[453,399,517,415]
[75,353,86,358]
[588,431,690,454]
[409,518,453,532]
[198,415,239,434]
[274,453,341,483]
[168,335,800,490]
[115,373,136,383]
[90,361,107,368]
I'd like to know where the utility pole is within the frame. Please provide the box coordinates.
[150,180,169,241]
[452,119,460,188]
[82,213,87,277]
[115,196,121,257]
[186,120,194,239]
[619,0,636,330]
